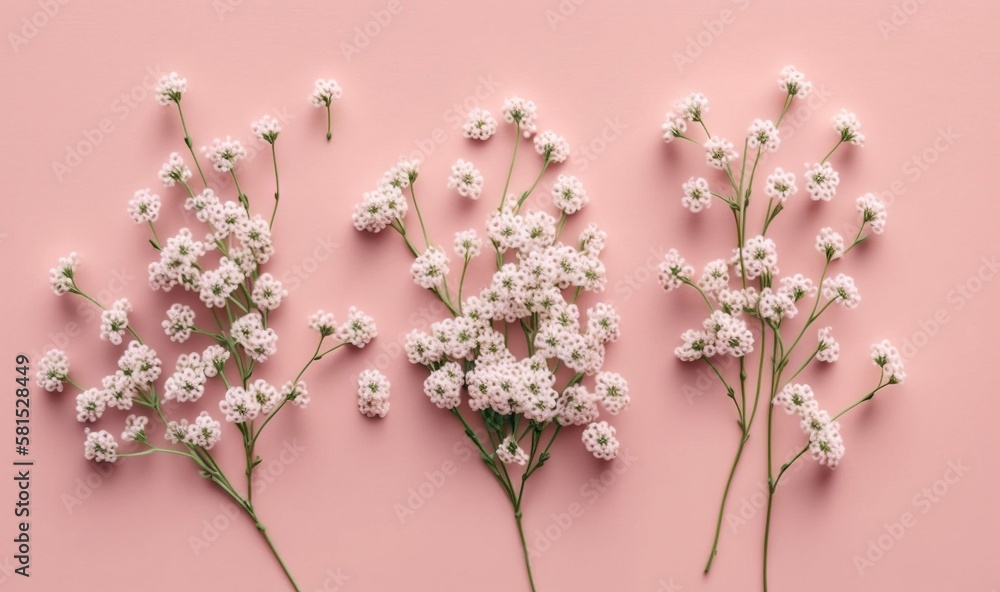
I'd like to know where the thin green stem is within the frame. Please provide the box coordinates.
[174,101,208,187]
[269,142,280,228]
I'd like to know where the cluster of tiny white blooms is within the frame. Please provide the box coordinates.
[234,216,275,264]
[856,193,888,234]
[765,168,797,203]
[247,379,280,415]
[550,174,589,214]
[162,304,196,343]
[201,345,230,377]
[497,436,529,465]
[707,311,755,357]
[282,380,310,408]
[758,288,798,324]
[352,185,408,233]
[717,287,759,317]
[677,93,709,121]
[747,119,780,152]
[661,110,687,143]
[871,340,906,384]
[698,259,730,296]
[462,108,498,140]
[581,421,619,460]
[49,252,78,295]
[779,65,812,98]
[381,159,421,189]
[187,411,223,449]
[307,310,337,336]
[594,372,630,415]
[411,247,450,289]
[310,79,342,107]
[501,96,538,137]
[118,341,163,392]
[101,372,135,410]
[800,407,845,468]
[158,152,192,187]
[681,177,712,213]
[534,130,570,163]
[155,72,187,105]
[423,361,464,409]
[356,369,390,418]
[36,349,70,392]
[586,302,621,344]
[99,298,133,345]
[201,137,247,173]
[658,249,694,291]
[704,136,738,170]
[822,273,862,309]
[816,326,840,363]
[334,307,377,347]
[251,115,281,144]
[773,383,817,415]
[779,274,817,301]
[815,227,845,260]
[198,257,244,307]
[127,189,161,223]
[446,159,484,199]
[454,229,483,259]
[251,273,287,311]
[75,388,108,422]
[556,385,599,426]
[230,312,278,362]
[163,353,207,403]
[83,429,118,463]
[183,188,218,223]
[732,235,779,280]
[804,162,840,201]
[833,109,865,146]
[220,386,262,424]
[121,414,149,443]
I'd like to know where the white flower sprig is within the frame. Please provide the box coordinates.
[40,73,379,592]
[353,96,629,592]
[659,66,905,590]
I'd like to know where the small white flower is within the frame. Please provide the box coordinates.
[704,136,738,170]
[682,177,712,213]
[454,229,482,259]
[779,66,812,98]
[698,259,730,296]
[76,388,109,423]
[765,168,797,202]
[659,249,694,291]
[411,247,450,289]
[186,411,223,449]
[773,383,817,416]
[856,193,888,234]
[804,162,840,201]
[815,227,845,260]
[382,159,421,188]
[676,93,708,121]
[282,380,310,408]
[202,137,247,173]
[357,369,390,418]
[497,435,529,465]
[121,415,149,443]
[816,327,840,363]
[733,235,779,280]
[219,386,262,424]
[100,298,133,345]
[49,252,78,295]
[308,310,337,336]
[462,108,498,140]
[423,361,464,409]
[335,307,377,348]
[310,79,342,107]
[447,159,484,199]
[822,273,861,309]
[747,119,780,152]
[84,429,118,463]
[582,421,620,460]
[352,185,408,233]
[550,174,589,215]
[158,153,192,187]
[251,115,281,143]
[661,110,687,143]
[501,96,538,137]
[834,109,865,146]
[871,340,906,384]
[534,130,570,163]
[251,273,287,311]
[155,72,187,105]
[36,349,70,392]
[595,372,630,415]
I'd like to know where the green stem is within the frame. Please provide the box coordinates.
[821,139,843,164]
[325,105,332,141]
[174,101,208,187]
[269,142,280,229]
[408,181,431,249]
[499,122,521,210]
[704,431,748,573]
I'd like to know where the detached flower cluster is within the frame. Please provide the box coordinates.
[353,95,629,591]
[39,72,379,592]
[659,66,907,588]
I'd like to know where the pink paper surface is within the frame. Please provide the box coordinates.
[2,1,997,590]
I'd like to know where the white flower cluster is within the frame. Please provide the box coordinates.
[462,108,498,140]
[772,383,845,468]
[356,369,391,418]
[99,298,132,345]
[158,152,192,187]
[447,159,484,199]
[155,72,187,105]
[201,137,248,173]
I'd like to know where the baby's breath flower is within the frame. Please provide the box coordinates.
[357,369,390,418]
[155,72,187,105]
[659,249,694,291]
[815,227,845,261]
[202,137,247,173]
[501,96,538,137]
[704,136,738,170]
[49,252,78,295]
[582,421,619,460]
[310,79,342,107]
[447,159,484,199]
[454,229,482,259]
[804,162,840,201]
[534,130,570,163]
[747,119,780,152]
[497,436,529,465]
[856,193,887,234]
[462,108,498,140]
[36,349,70,392]
[84,429,118,463]
[682,177,712,213]
[822,273,861,309]
[551,174,589,215]
[765,168,797,202]
[251,115,281,144]
[871,340,906,384]
[158,153,192,187]
[778,65,812,98]
[834,109,865,146]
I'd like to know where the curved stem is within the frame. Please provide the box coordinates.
[499,122,521,209]
[514,511,538,592]
[704,432,748,573]
[269,142,280,228]
[174,101,208,187]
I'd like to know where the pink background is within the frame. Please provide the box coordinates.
[2,0,997,590]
